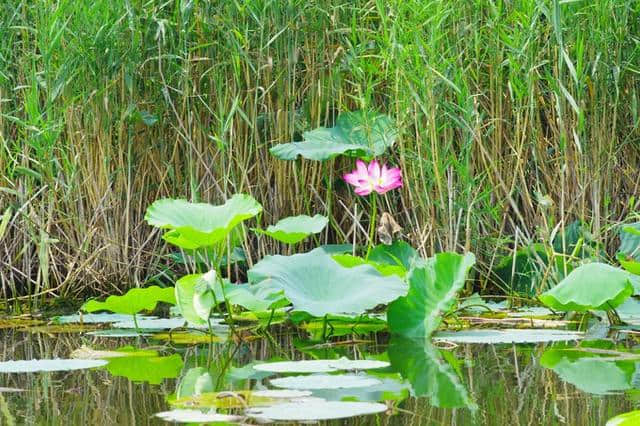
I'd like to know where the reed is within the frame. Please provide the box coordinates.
[0,0,638,299]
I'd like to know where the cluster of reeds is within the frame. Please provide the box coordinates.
[1,0,638,300]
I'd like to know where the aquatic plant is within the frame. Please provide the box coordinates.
[269,110,397,161]
[387,252,476,338]
[81,286,176,329]
[343,159,403,256]
[253,214,328,244]
[248,247,407,317]
[538,263,634,312]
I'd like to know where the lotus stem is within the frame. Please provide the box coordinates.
[365,194,377,259]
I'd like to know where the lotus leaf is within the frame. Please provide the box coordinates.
[332,254,406,277]
[245,401,387,421]
[269,374,382,389]
[269,110,397,161]
[252,358,389,373]
[538,263,633,311]
[145,194,262,249]
[619,222,640,261]
[0,359,107,373]
[368,241,418,272]
[387,252,476,337]
[155,410,241,424]
[253,214,328,244]
[81,286,175,315]
[433,329,583,344]
[607,410,640,426]
[247,248,408,317]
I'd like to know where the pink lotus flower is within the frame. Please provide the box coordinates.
[343,159,403,196]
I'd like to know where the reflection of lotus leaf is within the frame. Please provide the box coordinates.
[248,248,407,317]
[246,401,387,421]
[388,337,476,409]
[105,354,183,384]
[541,348,637,395]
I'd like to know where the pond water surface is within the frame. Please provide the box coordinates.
[0,315,636,425]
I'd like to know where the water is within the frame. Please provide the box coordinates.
[0,321,635,425]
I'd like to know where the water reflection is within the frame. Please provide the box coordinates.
[0,327,635,425]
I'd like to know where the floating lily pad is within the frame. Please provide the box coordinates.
[433,329,583,344]
[53,313,157,324]
[85,329,153,337]
[70,345,157,360]
[155,409,242,423]
[145,194,262,249]
[607,410,640,426]
[269,374,381,390]
[538,263,633,311]
[253,358,389,373]
[112,317,209,330]
[254,215,328,244]
[311,376,410,402]
[151,331,224,344]
[81,286,176,315]
[387,252,476,338]
[0,359,107,373]
[270,110,397,161]
[248,248,407,317]
[246,400,387,421]
[173,390,318,409]
[251,390,313,398]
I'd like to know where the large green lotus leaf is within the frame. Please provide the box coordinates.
[270,111,397,161]
[247,248,408,317]
[81,286,176,315]
[368,241,418,273]
[387,252,476,337]
[539,263,633,311]
[176,367,215,399]
[619,222,640,261]
[145,194,262,249]
[254,214,328,244]
[607,410,640,426]
[387,337,476,409]
[540,347,636,395]
[105,354,184,384]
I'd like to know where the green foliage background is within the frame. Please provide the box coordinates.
[0,0,638,296]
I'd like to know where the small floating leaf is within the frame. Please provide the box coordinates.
[434,329,583,344]
[270,110,397,161]
[145,194,262,249]
[0,359,107,373]
[246,400,387,421]
[53,313,156,324]
[251,390,313,398]
[387,252,476,337]
[607,410,640,426]
[253,358,389,373]
[155,409,242,423]
[248,248,407,317]
[70,345,157,360]
[173,390,317,409]
[85,329,153,337]
[269,374,381,390]
[81,286,176,315]
[254,214,328,244]
[539,263,633,311]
